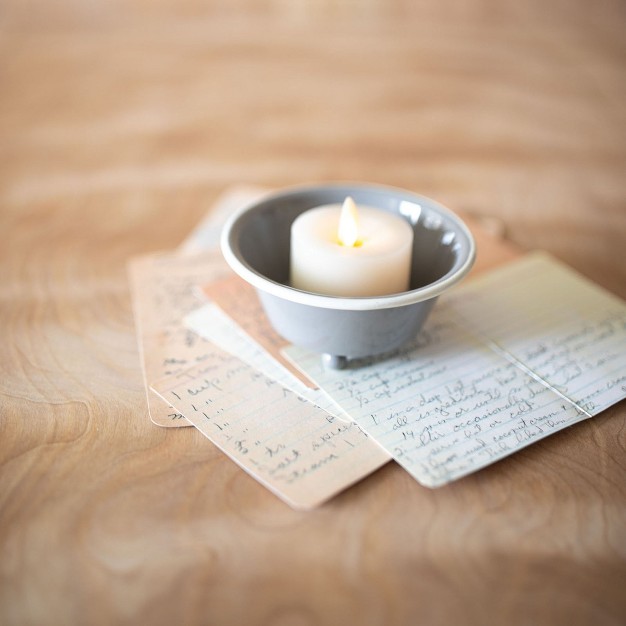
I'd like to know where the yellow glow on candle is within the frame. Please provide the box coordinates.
[338,196,361,247]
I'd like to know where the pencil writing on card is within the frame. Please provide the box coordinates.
[151,348,389,509]
[445,252,626,415]
[284,253,626,487]
[128,186,268,427]
[128,250,230,427]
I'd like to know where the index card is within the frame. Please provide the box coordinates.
[285,253,626,487]
[128,250,231,426]
[444,252,626,415]
[129,186,268,427]
[150,348,390,509]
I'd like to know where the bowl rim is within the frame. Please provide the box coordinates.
[221,182,476,311]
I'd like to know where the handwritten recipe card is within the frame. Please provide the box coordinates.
[128,250,230,427]
[129,187,268,427]
[128,188,389,507]
[151,351,389,510]
[285,253,626,488]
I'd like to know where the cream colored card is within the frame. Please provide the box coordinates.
[444,252,626,415]
[150,348,390,509]
[285,253,626,487]
[200,275,317,389]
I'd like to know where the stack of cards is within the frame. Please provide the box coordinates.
[129,187,626,508]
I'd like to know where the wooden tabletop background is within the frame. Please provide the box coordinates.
[1,1,625,625]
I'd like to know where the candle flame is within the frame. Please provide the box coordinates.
[338,196,360,247]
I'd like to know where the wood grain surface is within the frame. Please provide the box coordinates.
[1,1,625,625]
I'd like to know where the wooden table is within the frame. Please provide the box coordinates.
[2,2,625,625]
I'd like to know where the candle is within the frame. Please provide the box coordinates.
[290,196,414,297]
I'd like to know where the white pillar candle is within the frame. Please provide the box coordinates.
[290,197,414,297]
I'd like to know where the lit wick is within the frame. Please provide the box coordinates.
[338,196,361,247]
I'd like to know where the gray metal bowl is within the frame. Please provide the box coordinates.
[221,183,475,368]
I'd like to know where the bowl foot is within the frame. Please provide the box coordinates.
[322,354,348,370]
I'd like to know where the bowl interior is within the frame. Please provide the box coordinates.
[232,185,470,294]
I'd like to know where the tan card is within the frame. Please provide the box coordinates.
[151,347,390,509]
[129,186,269,427]
[128,250,231,427]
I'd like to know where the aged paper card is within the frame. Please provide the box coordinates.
[285,253,626,487]
[128,250,230,426]
[151,348,390,509]
[129,186,267,427]
[444,252,626,415]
